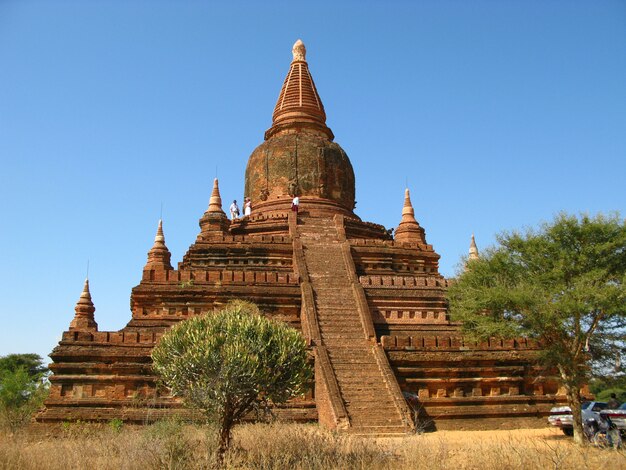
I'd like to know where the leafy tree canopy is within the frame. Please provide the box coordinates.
[0,354,49,432]
[0,354,47,381]
[151,300,311,461]
[448,213,626,443]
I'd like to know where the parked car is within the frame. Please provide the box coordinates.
[600,402,626,432]
[548,401,608,436]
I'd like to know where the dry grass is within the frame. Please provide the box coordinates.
[1,421,625,470]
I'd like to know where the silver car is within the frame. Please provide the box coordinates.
[548,401,608,436]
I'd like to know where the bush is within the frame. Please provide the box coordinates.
[152,300,311,462]
[0,367,48,432]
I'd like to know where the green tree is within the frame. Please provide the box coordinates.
[448,213,626,445]
[151,300,312,463]
[0,354,48,379]
[0,354,49,432]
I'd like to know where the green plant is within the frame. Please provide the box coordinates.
[448,212,626,445]
[0,355,49,433]
[152,300,312,465]
[109,418,124,433]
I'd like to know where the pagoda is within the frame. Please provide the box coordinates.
[40,40,564,432]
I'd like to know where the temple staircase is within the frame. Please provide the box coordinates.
[293,215,412,435]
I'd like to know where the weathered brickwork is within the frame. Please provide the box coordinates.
[39,40,565,432]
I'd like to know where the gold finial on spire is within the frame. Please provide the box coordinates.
[469,233,479,261]
[292,39,306,62]
[207,178,225,215]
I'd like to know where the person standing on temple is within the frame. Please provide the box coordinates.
[229,200,240,220]
[291,195,299,214]
[244,197,252,217]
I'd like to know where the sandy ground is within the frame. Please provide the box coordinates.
[371,426,567,449]
[406,426,563,443]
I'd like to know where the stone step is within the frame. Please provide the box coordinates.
[318,323,361,329]
[305,265,346,272]
[319,324,362,330]
[341,390,393,400]
[312,289,354,295]
[343,394,393,401]
[344,402,399,412]
[330,358,375,365]
[309,274,350,281]
[329,351,374,359]
[332,364,379,372]
[347,414,403,425]
[301,234,337,238]
[316,313,360,319]
[319,331,364,338]
[317,324,361,331]
[314,302,357,309]
[318,321,362,327]
[316,320,361,326]
[322,337,365,344]
[328,355,371,363]
[345,407,400,418]
[334,371,384,380]
[321,343,371,350]
[335,377,387,387]
[315,315,361,322]
[347,413,401,423]
[317,315,360,322]
[316,310,360,316]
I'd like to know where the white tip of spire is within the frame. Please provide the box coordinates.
[292,39,306,61]
[469,233,479,260]
[155,219,165,243]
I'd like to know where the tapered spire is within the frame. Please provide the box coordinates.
[468,234,479,261]
[401,188,417,223]
[206,178,225,215]
[145,219,173,269]
[198,178,229,238]
[69,278,98,331]
[394,188,426,245]
[265,39,333,140]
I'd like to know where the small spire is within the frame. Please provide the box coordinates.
[469,234,479,261]
[401,188,418,224]
[395,188,426,245]
[207,178,225,215]
[145,219,173,270]
[69,278,98,331]
[155,219,165,243]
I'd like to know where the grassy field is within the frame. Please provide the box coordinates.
[1,421,625,469]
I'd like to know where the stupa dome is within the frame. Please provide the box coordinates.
[244,40,356,216]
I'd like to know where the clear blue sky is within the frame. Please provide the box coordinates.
[1,1,625,362]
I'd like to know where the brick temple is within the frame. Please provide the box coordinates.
[40,40,564,433]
